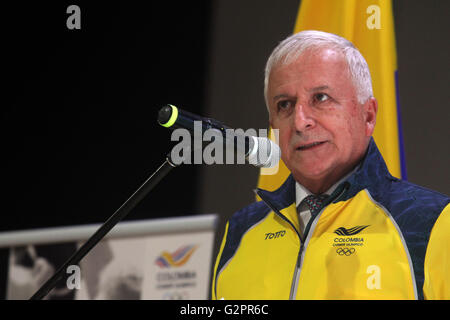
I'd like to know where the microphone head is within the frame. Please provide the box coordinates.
[247,136,281,168]
[158,104,179,128]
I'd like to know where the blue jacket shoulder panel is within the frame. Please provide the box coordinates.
[377,179,449,232]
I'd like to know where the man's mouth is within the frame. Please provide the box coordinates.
[296,141,327,151]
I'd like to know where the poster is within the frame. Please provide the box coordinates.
[3,215,217,300]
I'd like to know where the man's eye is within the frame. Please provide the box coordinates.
[313,93,329,103]
[277,100,293,110]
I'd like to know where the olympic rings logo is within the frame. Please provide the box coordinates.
[336,248,355,256]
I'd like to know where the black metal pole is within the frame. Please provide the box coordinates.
[30,154,179,300]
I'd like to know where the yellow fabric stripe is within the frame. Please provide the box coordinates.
[211,222,229,300]
[423,203,450,299]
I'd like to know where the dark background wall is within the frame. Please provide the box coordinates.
[393,0,450,194]
[2,1,211,232]
[1,0,448,299]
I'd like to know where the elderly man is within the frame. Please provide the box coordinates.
[212,30,449,300]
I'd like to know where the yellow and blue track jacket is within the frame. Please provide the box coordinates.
[212,139,450,300]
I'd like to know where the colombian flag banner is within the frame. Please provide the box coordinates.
[257,0,406,193]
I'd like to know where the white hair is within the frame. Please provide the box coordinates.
[264,30,373,109]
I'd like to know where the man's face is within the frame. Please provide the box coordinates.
[267,47,377,193]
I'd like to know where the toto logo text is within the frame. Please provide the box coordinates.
[264,230,286,240]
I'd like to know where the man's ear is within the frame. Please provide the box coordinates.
[365,97,378,137]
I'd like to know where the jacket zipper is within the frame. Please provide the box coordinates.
[255,183,349,299]
[289,208,321,299]
[289,242,304,299]
[290,184,349,299]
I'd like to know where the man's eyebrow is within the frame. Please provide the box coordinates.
[308,85,330,92]
[272,94,290,102]
[273,86,331,101]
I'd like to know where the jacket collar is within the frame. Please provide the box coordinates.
[340,137,396,201]
[256,138,394,210]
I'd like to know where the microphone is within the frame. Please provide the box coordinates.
[158,104,280,168]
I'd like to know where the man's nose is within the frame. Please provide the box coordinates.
[294,103,315,132]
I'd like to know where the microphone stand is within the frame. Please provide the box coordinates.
[30,151,180,300]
